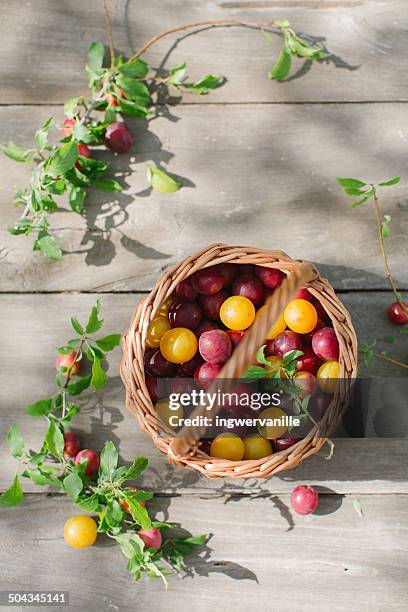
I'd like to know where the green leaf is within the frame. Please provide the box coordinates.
[22,469,61,487]
[86,299,103,334]
[26,398,53,417]
[255,345,270,367]
[28,451,47,466]
[105,499,123,527]
[99,441,118,479]
[381,214,391,239]
[146,166,181,193]
[242,365,268,381]
[0,476,23,507]
[115,532,145,559]
[121,456,149,480]
[180,534,208,546]
[336,177,367,189]
[92,178,122,192]
[41,195,58,212]
[91,357,107,390]
[104,105,118,123]
[353,499,364,517]
[121,493,151,530]
[35,234,62,260]
[71,317,84,335]
[46,141,79,178]
[73,124,94,144]
[96,334,121,352]
[124,489,154,504]
[118,58,148,78]
[378,176,400,187]
[269,46,292,81]
[115,76,150,108]
[118,98,149,118]
[383,335,395,343]
[34,117,54,150]
[75,157,108,177]
[184,75,223,94]
[67,375,92,396]
[77,493,99,512]
[69,186,86,213]
[275,19,290,28]
[7,424,24,458]
[343,187,367,196]
[152,521,172,529]
[167,62,187,86]
[351,188,375,207]
[2,142,35,162]
[61,404,80,424]
[63,471,83,501]
[45,420,64,460]
[46,178,67,195]
[283,350,304,365]
[64,97,83,119]
[88,42,105,72]
[289,34,327,60]
[86,345,104,361]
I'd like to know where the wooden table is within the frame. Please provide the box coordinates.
[1,1,407,610]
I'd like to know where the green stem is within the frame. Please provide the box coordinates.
[103,0,115,68]
[372,190,408,317]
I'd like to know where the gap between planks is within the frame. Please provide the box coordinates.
[1,101,408,108]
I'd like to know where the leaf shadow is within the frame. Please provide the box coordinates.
[60,118,176,267]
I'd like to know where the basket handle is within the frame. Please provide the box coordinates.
[168,260,317,460]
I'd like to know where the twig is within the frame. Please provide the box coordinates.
[372,191,408,317]
[61,337,85,418]
[129,19,281,60]
[375,352,408,369]
[80,82,110,125]
[103,0,115,68]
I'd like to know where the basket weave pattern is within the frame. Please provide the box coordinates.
[120,244,358,479]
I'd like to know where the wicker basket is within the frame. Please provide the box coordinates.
[120,243,358,479]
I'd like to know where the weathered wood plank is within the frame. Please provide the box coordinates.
[1,0,406,104]
[0,493,407,611]
[1,104,407,291]
[1,293,407,494]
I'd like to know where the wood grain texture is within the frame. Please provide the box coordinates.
[1,0,406,104]
[1,292,407,494]
[1,104,408,291]
[0,493,407,611]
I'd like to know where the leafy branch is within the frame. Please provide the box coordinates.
[0,301,207,587]
[337,176,408,370]
[243,345,304,383]
[3,1,331,260]
[130,18,328,82]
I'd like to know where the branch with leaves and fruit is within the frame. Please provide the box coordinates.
[0,301,207,588]
[2,4,329,260]
[337,176,408,370]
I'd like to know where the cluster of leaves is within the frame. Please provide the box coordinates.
[0,301,207,587]
[3,117,121,259]
[264,19,328,81]
[243,345,304,385]
[336,175,400,217]
[2,42,222,259]
[359,331,407,369]
[243,345,320,433]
